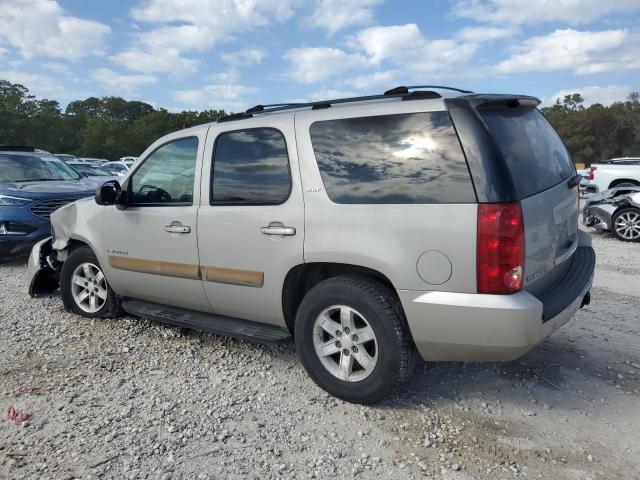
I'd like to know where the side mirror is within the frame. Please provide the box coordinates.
[95,180,121,206]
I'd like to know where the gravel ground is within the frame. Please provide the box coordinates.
[1,229,639,480]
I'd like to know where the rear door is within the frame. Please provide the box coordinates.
[478,107,578,294]
[197,117,304,327]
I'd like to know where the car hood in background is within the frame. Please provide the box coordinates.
[586,186,640,205]
[0,179,97,199]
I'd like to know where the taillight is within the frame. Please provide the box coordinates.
[588,165,597,181]
[477,203,525,294]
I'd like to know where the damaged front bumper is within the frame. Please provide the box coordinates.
[27,237,61,296]
[582,187,640,232]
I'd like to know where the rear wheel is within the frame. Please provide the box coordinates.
[60,246,121,318]
[295,275,416,404]
[612,208,640,242]
[611,182,638,188]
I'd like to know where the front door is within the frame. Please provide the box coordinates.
[197,118,304,327]
[102,134,210,312]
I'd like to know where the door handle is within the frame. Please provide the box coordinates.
[260,225,296,236]
[164,222,191,234]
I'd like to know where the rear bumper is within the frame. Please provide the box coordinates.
[400,234,595,362]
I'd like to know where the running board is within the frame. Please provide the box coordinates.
[121,299,291,344]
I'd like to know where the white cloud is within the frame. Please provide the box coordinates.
[0,0,110,61]
[545,85,633,107]
[455,26,516,42]
[90,68,157,94]
[306,0,383,36]
[211,68,241,83]
[309,88,358,101]
[352,24,479,77]
[115,0,295,75]
[112,48,199,76]
[173,83,258,112]
[452,0,640,25]
[344,70,398,90]
[222,48,265,66]
[284,47,369,84]
[0,46,9,57]
[496,29,640,75]
[0,70,64,97]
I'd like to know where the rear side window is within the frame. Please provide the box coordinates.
[211,128,291,205]
[480,108,574,198]
[309,112,475,204]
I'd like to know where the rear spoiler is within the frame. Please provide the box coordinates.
[446,94,541,110]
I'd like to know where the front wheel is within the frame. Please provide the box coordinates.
[60,246,121,318]
[295,275,416,404]
[612,208,640,242]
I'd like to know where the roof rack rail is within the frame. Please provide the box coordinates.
[217,85,470,123]
[0,145,36,152]
[384,85,473,95]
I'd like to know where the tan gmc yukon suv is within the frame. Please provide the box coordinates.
[28,86,595,403]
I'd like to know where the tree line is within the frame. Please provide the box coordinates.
[1,79,639,164]
[0,80,224,161]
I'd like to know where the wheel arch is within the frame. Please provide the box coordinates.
[281,262,399,334]
[608,178,640,189]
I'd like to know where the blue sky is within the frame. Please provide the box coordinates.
[1,0,639,112]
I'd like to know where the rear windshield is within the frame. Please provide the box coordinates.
[480,108,574,198]
[309,111,476,204]
[0,153,81,182]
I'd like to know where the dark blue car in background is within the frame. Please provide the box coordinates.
[0,146,97,258]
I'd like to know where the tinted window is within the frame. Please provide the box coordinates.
[480,108,574,198]
[309,112,475,204]
[0,153,81,182]
[211,129,291,205]
[130,137,198,205]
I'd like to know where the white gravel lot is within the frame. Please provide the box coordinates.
[1,229,639,480]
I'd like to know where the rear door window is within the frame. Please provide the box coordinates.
[211,128,291,205]
[309,111,475,204]
[480,108,574,198]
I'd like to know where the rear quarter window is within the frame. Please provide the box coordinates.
[309,111,476,204]
[480,108,574,198]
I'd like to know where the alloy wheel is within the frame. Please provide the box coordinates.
[312,305,378,382]
[71,262,108,313]
[614,211,640,240]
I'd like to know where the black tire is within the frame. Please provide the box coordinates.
[612,207,640,242]
[295,275,416,404]
[60,246,122,318]
[612,182,638,188]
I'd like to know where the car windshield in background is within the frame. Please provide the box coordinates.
[480,108,575,198]
[70,164,112,176]
[105,163,127,173]
[0,153,82,182]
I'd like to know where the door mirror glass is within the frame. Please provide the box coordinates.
[95,180,121,206]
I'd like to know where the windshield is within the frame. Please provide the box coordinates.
[0,153,82,182]
[105,163,127,173]
[71,164,112,176]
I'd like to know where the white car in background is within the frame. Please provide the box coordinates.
[119,156,138,167]
[102,161,130,177]
[587,157,640,193]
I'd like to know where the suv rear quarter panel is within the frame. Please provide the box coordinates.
[294,100,478,293]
